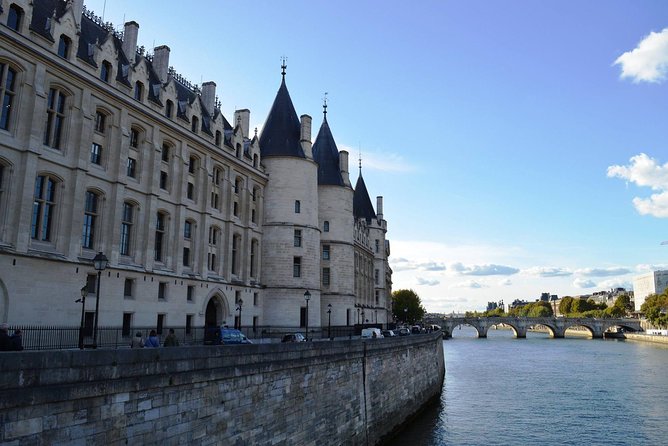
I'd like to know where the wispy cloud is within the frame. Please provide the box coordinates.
[498,278,512,286]
[598,278,632,290]
[390,258,446,272]
[524,266,572,277]
[417,277,440,286]
[614,28,668,83]
[341,145,416,173]
[575,267,632,277]
[607,153,668,218]
[636,263,668,272]
[451,262,519,276]
[573,278,597,289]
[449,280,485,289]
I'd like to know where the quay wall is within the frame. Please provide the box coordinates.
[0,333,444,445]
[624,333,668,345]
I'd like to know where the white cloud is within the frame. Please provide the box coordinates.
[597,279,632,290]
[389,258,446,272]
[341,145,416,173]
[524,266,572,277]
[449,280,485,289]
[614,28,668,83]
[607,153,668,218]
[636,263,668,272]
[498,278,512,286]
[416,277,440,286]
[451,262,519,276]
[573,278,597,289]
[575,267,632,277]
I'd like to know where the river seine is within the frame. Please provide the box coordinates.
[389,326,668,446]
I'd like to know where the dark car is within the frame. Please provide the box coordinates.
[281,333,306,343]
[382,330,396,337]
[205,327,252,345]
[397,327,411,336]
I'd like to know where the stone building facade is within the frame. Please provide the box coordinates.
[0,0,392,333]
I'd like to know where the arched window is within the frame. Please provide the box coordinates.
[7,4,23,31]
[120,202,135,256]
[165,100,173,118]
[31,174,58,241]
[0,63,17,131]
[82,190,100,249]
[43,87,67,149]
[154,211,168,262]
[134,81,144,101]
[191,116,199,134]
[324,221,330,232]
[94,110,106,133]
[58,35,71,58]
[100,60,112,82]
[130,127,141,148]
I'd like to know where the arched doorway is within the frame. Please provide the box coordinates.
[203,293,230,328]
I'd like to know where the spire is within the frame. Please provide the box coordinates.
[312,106,344,186]
[281,56,287,79]
[323,92,328,120]
[353,173,377,222]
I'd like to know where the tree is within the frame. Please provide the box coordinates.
[392,289,426,324]
[559,297,575,315]
[527,301,553,317]
[640,288,668,328]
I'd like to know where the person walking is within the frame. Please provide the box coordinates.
[144,330,160,348]
[130,331,144,348]
[0,323,11,351]
[163,328,179,347]
[10,329,23,351]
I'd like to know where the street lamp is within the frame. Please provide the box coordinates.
[327,303,332,340]
[92,252,108,348]
[304,290,311,341]
[361,310,365,327]
[236,298,243,330]
[404,307,408,325]
[76,285,88,349]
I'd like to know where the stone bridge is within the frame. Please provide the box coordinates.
[437,317,642,339]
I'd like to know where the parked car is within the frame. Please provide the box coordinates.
[411,325,422,334]
[361,328,384,339]
[397,327,411,336]
[281,333,306,343]
[382,330,397,337]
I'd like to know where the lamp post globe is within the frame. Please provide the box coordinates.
[92,252,108,348]
[304,290,311,341]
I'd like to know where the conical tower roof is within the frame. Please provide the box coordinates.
[259,69,304,158]
[353,174,377,222]
[312,115,344,186]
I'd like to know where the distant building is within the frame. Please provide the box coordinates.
[633,271,668,312]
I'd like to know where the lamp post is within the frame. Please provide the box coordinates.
[92,252,108,348]
[77,285,88,349]
[236,298,243,330]
[304,290,311,341]
[404,307,408,325]
[327,303,332,340]
[361,310,365,327]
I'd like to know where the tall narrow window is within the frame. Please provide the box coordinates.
[100,60,111,82]
[165,100,173,118]
[323,267,330,286]
[161,143,170,162]
[293,257,301,278]
[189,156,197,174]
[31,175,57,241]
[160,171,168,190]
[90,143,102,165]
[184,220,192,239]
[0,63,17,131]
[294,200,300,213]
[158,282,167,300]
[324,221,329,232]
[191,116,199,133]
[44,88,66,149]
[250,240,257,278]
[183,247,191,267]
[323,245,330,260]
[134,81,144,101]
[232,234,240,275]
[7,5,23,31]
[127,157,137,178]
[82,191,99,249]
[155,212,166,261]
[120,202,134,256]
[215,130,222,146]
[122,313,132,337]
[94,111,106,133]
[187,285,195,301]
[130,128,139,148]
[123,278,134,298]
[58,35,71,58]
[294,229,302,247]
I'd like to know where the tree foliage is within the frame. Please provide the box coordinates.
[508,301,553,317]
[392,289,426,324]
[641,287,668,328]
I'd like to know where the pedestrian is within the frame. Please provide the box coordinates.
[0,323,11,351]
[10,329,23,351]
[144,329,160,348]
[130,331,144,348]
[163,328,179,347]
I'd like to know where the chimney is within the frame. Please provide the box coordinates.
[300,114,312,159]
[377,196,384,221]
[234,109,250,138]
[122,21,139,64]
[340,150,351,187]
[70,0,83,29]
[202,82,217,116]
[152,45,170,84]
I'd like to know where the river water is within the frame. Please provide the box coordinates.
[388,326,668,446]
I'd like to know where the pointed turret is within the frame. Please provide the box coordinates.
[353,173,377,222]
[258,62,304,158]
[312,101,345,186]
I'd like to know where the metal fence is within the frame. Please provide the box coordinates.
[4,324,382,351]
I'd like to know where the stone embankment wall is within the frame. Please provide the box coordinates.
[0,333,444,445]
[624,333,668,345]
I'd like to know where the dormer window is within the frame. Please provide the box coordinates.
[191,116,199,134]
[100,61,111,82]
[165,100,173,118]
[134,82,144,101]
[7,4,24,31]
[215,130,222,147]
[58,35,71,59]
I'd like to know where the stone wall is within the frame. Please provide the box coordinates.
[0,333,444,445]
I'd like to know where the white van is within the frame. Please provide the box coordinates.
[361,328,383,339]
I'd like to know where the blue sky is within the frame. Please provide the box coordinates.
[84,0,668,313]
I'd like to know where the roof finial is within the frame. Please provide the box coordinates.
[323,92,328,118]
[281,56,288,78]
[358,147,362,174]
[254,127,258,138]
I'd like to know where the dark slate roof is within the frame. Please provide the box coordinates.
[312,117,344,186]
[30,0,67,41]
[258,77,304,158]
[77,14,109,66]
[353,174,377,222]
